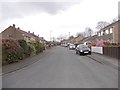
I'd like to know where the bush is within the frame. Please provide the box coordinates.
[2,39,24,64]
[27,41,37,56]
[16,48,24,60]
[18,40,31,56]
[35,41,45,54]
[28,41,45,55]
[2,39,45,65]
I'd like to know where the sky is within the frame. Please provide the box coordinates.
[0,0,119,41]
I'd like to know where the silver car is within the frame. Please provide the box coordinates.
[69,44,76,50]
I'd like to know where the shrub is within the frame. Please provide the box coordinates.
[18,40,31,56]
[35,41,45,54]
[16,48,24,60]
[2,39,23,65]
[27,41,37,56]
[28,41,45,55]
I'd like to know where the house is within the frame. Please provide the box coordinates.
[82,35,98,47]
[1,24,41,42]
[97,20,120,43]
[74,35,85,44]
[61,35,85,45]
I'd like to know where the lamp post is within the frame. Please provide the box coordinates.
[50,30,52,41]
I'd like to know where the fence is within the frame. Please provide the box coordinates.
[103,47,120,59]
[91,46,103,54]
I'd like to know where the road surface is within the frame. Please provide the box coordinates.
[3,46,118,88]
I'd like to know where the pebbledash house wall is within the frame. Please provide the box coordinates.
[113,20,120,43]
[2,25,24,40]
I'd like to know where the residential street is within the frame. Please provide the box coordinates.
[3,46,118,88]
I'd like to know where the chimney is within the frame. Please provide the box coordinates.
[38,34,39,37]
[18,27,20,29]
[28,31,30,33]
[13,24,15,28]
[33,32,34,34]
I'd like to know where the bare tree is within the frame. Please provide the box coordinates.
[57,34,67,41]
[69,35,74,39]
[85,27,93,37]
[76,32,84,37]
[96,21,110,30]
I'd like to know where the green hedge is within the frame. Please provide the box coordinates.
[18,40,32,56]
[28,41,45,55]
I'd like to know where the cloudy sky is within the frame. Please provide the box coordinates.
[0,0,119,41]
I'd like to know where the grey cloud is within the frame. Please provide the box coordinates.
[1,1,80,21]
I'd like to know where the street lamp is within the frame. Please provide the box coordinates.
[50,30,52,41]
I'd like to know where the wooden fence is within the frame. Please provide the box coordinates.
[103,47,120,59]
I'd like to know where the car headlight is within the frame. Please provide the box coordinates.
[80,50,83,52]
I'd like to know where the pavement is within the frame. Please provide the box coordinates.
[87,53,118,71]
[2,46,118,88]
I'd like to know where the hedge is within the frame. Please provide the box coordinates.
[2,39,24,65]
[2,39,45,65]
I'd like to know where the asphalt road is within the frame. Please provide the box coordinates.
[3,46,118,88]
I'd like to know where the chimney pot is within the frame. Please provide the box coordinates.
[28,31,30,33]
[13,24,15,27]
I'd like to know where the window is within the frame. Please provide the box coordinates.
[105,30,109,34]
[98,33,101,36]
[101,31,103,36]
[110,28,113,33]
[28,37,30,40]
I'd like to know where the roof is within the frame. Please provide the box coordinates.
[82,35,98,42]
[16,27,39,39]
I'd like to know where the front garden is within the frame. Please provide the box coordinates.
[2,39,45,66]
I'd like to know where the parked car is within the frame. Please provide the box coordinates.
[69,44,76,50]
[61,44,68,47]
[75,44,91,55]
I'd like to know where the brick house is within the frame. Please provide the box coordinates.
[82,35,98,45]
[1,24,41,42]
[61,35,85,45]
[97,20,120,43]
[74,36,85,44]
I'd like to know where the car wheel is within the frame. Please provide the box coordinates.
[89,51,91,55]
[79,51,82,56]
[76,51,78,54]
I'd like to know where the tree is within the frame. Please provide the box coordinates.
[96,21,110,30]
[76,32,84,37]
[84,27,93,37]
[69,35,74,39]
[57,34,67,41]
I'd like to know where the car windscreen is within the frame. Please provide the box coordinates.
[80,45,88,49]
